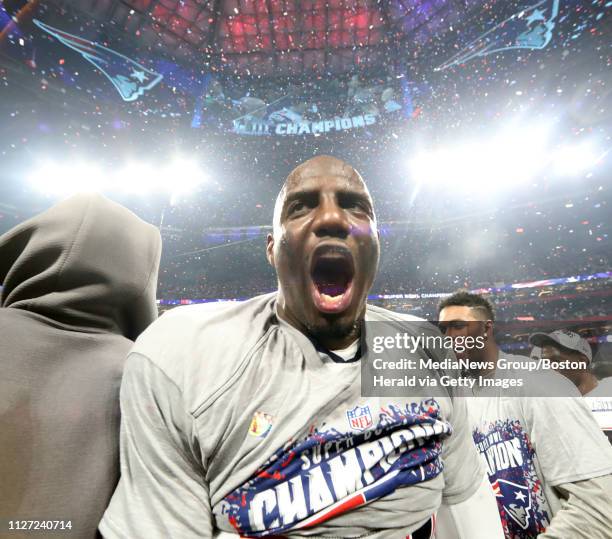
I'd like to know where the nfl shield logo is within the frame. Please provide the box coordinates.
[346,405,373,432]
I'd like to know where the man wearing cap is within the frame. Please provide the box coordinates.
[530,330,612,443]
[438,290,612,539]
[530,330,597,395]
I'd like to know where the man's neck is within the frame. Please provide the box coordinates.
[472,343,499,377]
[317,333,360,351]
[275,298,361,350]
[577,372,599,396]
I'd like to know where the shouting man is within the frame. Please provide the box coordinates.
[100,156,502,538]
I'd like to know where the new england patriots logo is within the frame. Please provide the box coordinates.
[33,19,162,101]
[493,479,532,530]
[435,0,560,71]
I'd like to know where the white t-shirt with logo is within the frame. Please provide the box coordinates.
[467,353,612,539]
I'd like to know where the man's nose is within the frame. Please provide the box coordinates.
[313,197,350,239]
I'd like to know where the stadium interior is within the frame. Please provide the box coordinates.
[1,0,611,370]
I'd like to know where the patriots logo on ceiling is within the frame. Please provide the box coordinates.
[435,0,560,71]
[492,478,532,530]
[33,19,162,102]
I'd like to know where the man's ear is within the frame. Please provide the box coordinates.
[484,320,494,338]
[266,234,275,267]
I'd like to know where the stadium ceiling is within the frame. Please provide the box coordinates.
[37,0,487,78]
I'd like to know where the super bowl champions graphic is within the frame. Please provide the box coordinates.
[473,420,552,538]
[218,399,448,536]
[192,69,415,136]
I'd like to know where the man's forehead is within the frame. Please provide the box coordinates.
[284,160,366,194]
[285,173,366,194]
[439,305,483,321]
[272,156,372,227]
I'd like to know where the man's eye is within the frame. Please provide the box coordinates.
[343,199,370,213]
[439,321,467,333]
[452,321,468,329]
[288,202,307,215]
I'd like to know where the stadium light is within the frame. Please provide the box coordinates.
[550,143,601,176]
[409,122,551,188]
[165,157,207,205]
[116,162,165,194]
[27,157,207,202]
[27,161,105,195]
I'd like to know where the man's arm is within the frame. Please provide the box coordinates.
[100,352,212,538]
[539,475,612,538]
[436,472,505,539]
[524,396,612,539]
[439,397,505,538]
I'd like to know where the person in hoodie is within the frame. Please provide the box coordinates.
[0,193,161,539]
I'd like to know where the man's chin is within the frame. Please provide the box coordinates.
[306,310,360,348]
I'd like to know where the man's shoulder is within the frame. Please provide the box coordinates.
[365,302,424,321]
[587,377,612,398]
[365,303,441,335]
[131,293,277,382]
[497,350,582,397]
[153,292,274,328]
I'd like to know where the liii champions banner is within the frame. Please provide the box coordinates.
[192,70,415,136]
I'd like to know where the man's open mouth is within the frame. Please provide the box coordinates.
[309,245,355,314]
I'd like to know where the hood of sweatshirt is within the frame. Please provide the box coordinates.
[0,193,162,340]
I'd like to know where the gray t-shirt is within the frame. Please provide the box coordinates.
[468,353,612,538]
[585,377,612,443]
[100,293,482,538]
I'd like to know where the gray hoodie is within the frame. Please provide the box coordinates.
[0,193,161,538]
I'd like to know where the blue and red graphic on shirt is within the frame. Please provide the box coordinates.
[222,399,450,537]
[473,420,551,539]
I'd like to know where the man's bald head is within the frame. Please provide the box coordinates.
[273,155,371,231]
[266,154,380,349]
[285,155,362,189]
